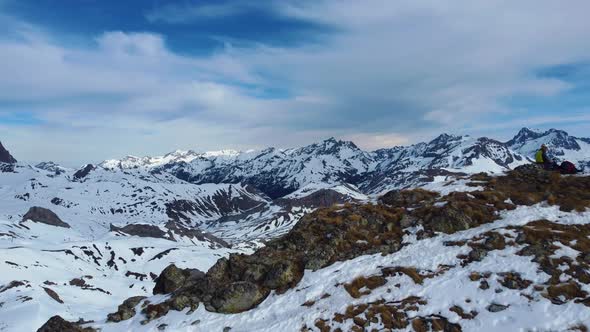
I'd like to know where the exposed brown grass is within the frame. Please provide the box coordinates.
[344,275,387,299]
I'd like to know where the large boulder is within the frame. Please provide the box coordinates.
[22,207,70,228]
[261,260,304,291]
[209,281,270,314]
[153,264,205,295]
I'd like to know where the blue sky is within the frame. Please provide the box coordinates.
[1,0,590,165]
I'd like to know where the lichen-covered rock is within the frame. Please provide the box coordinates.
[107,296,147,322]
[153,264,204,295]
[210,281,270,314]
[142,303,170,322]
[262,260,304,292]
[379,188,439,208]
[415,192,502,234]
[167,294,199,312]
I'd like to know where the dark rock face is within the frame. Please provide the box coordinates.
[43,287,64,304]
[22,207,70,228]
[73,164,95,180]
[486,303,509,312]
[36,315,95,332]
[0,141,16,164]
[0,163,16,173]
[110,223,167,239]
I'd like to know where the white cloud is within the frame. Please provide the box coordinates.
[2,0,590,163]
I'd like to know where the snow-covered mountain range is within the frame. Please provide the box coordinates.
[99,127,588,197]
[1,127,590,332]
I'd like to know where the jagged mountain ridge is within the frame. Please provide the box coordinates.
[507,128,590,170]
[101,127,588,198]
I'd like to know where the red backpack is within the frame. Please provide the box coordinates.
[559,161,578,174]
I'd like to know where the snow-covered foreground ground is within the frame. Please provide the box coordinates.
[0,220,247,332]
[87,204,590,332]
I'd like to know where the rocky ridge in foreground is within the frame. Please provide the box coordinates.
[38,164,590,331]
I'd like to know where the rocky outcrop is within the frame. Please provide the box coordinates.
[486,164,590,212]
[110,223,167,239]
[145,165,590,318]
[0,141,16,164]
[22,207,70,228]
[36,316,95,332]
[143,203,405,316]
[106,296,147,322]
[73,164,95,180]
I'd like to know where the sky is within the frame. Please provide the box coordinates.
[1,0,590,166]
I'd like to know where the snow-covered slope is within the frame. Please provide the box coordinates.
[39,165,590,332]
[0,218,244,332]
[146,138,375,199]
[0,164,269,239]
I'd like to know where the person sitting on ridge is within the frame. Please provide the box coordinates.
[535,144,557,170]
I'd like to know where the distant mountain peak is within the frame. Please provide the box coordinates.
[430,133,462,143]
[507,128,589,168]
[517,127,538,135]
[0,141,16,164]
[322,137,359,149]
